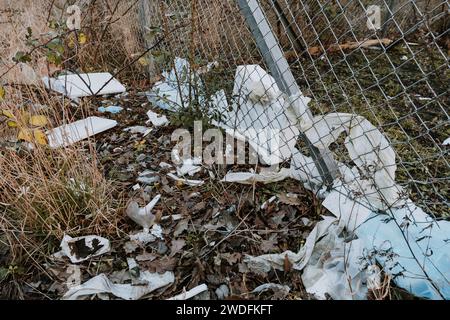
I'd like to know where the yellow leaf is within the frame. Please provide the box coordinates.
[78,33,87,45]
[7,120,17,128]
[34,129,48,145]
[138,57,149,66]
[18,128,32,142]
[17,128,48,145]
[68,39,75,49]
[0,86,5,101]
[1,109,14,118]
[29,115,48,127]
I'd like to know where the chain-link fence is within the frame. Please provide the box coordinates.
[138,0,449,299]
[139,0,449,217]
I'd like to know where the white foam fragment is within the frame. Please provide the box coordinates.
[43,72,126,99]
[147,110,169,127]
[47,116,117,148]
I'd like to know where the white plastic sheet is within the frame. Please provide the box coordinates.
[63,271,174,300]
[323,190,450,300]
[146,58,203,111]
[303,113,405,210]
[443,137,450,146]
[167,284,208,300]
[244,216,369,300]
[177,157,202,177]
[301,224,368,300]
[167,173,204,186]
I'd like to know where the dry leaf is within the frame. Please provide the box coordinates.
[277,193,302,206]
[33,129,48,145]
[170,239,186,256]
[260,238,278,253]
[29,115,48,127]
[145,255,177,273]
[18,128,32,142]
[308,46,322,55]
[18,128,47,145]
[283,254,292,273]
[138,57,149,66]
[174,219,189,237]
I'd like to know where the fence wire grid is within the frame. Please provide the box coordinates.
[140,0,449,218]
[137,0,450,299]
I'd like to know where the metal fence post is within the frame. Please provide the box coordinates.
[237,0,338,185]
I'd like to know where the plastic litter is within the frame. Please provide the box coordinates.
[244,216,371,300]
[252,283,290,298]
[167,284,208,300]
[43,72,126,100]
[443,137,450,146]
[147,110,169,127]
[146,58,204,111]
[323,191,450,300]
[47,116,117,148]
[98,105,123,114]
[55,234,110,264]
[124,126,152,136]
[63,271,174,300]
[176,157,202,176]
[222,168,291,185]
[127,194,161,231]
[221,148,321,191]
[213,65,303,165]
[244,216,336,273]
[303,112,405,210]
[167,173,204,186]
[260,196,277,210]
[300,223,368,300]
[215,284,230,300]
[148,61,300,165]
[137,170,160,185]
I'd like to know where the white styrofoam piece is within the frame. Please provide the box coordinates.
[43,72,126,99]
[47,116,117,148]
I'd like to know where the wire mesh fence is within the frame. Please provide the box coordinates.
[138,0,449,298]
[139,0,449,218]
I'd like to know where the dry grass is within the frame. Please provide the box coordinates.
[0,1,142,298]
[0,84,126,281]
[0,144,125,253]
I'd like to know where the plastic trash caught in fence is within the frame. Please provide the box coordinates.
[323,191,450,300]
[213,65,302,165]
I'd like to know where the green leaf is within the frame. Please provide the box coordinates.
[13,51,32,63]
[26,26,33,39]
[46,52,62,66]
[47,38,64,54]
